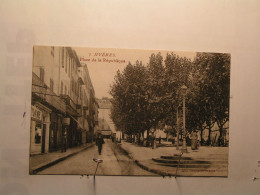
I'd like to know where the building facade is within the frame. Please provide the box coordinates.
[96,97,115,137]
[30,46,98,155]
[78,61,99,142]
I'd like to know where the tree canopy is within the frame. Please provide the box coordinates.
[109,52,230,146]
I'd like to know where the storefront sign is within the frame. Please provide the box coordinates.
[63,118,70,125]
[31,105,42,121]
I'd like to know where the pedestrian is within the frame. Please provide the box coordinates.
[96,134,105,155]
[62,127,67,152]
[140,136,144,145]
[35,127,41,144]
[191,130,198,150]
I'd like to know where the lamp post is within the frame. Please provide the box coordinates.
[176,106,180,150]
[181,85,188,153]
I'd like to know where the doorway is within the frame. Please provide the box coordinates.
[42,124,46,153]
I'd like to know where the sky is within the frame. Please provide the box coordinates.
[74,47,196,99]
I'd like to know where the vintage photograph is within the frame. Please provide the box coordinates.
[29,46,230,176]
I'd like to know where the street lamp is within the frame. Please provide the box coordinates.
[181,85,188,153]
[176,105,180,150]
[120,130,122,143]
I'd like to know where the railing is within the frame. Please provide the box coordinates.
[60,94,77,111]
[32,73,66,113]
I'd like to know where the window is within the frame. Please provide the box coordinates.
[65,52,67,73]
[61,81,63,94]
[75,81,77,94]
[40,67,44,82]
[50,78,54,91]
[35,123,42,144]
[61,47,64,68]
[69,58,71,77]
[71,80,73,93]
[51,47,54,57]
[78,85,81,97]
[75,82,77,95]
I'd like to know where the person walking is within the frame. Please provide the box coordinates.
[96,134,105,155]
[191,130,198,150]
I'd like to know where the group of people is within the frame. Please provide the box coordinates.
[125,134,162,149]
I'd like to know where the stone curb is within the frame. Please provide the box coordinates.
[117,142,171,177]
[30,143,95,174]
[117,142,228,177]
[134,160,174,177]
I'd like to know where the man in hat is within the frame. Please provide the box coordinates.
[96,134,105,155]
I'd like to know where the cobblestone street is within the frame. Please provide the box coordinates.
[38,139,154,176]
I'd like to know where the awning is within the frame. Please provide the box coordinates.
[32,73,66,114]
[68,115,80,127]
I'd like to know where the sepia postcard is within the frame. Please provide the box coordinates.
[29,46,230,176]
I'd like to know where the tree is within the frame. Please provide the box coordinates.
[110,61,149,139]
[145,53,167,138]
[110,51,230,148]
[210,53,230,146]
[191,52,230,145]
[164,53,193,146]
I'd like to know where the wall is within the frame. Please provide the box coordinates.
[0,1,260,195]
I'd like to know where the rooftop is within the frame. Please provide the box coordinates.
[97,97,112,109]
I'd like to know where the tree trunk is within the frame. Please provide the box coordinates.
[138,132,141,144]
[146,129,150,147]
[218,125,223,146]
[176,130,179,149]
[153,124,157,149]
[200,128,203,145]
[207,126,212,146]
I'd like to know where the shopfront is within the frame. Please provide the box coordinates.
[30,104,51,155]
[49,113,63,152]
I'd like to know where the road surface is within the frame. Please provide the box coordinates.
[38,139,155,175]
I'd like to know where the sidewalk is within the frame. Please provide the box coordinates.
[29,143,94,174]
[119,141,228,177]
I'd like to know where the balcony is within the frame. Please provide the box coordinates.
[59,94,82,117]
[32,73,66,113]
[60,95,77,110]
[76,104,82,109]
[77,68,85,85]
